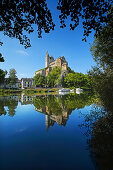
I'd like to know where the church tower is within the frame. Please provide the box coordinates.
[45,51,49,68]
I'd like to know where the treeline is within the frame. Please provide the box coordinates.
[63,72,91,89]
[87,8,113,113]
[0,68,18,86]
[33,66,91,89]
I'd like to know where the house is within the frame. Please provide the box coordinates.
[21,78,33,89]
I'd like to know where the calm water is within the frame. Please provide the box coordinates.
[0,93,112,170]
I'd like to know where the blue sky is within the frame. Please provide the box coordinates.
[0,0,95,79]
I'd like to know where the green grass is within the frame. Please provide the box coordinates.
[0,88,59,96]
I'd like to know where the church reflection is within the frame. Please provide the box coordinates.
[34,95,72,129]
[0,92,94,127]
[33,93,94,129]
[35,104,70,130]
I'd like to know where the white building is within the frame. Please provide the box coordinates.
[21,78,33,89]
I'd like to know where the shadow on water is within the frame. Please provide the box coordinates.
[79,91,113,170]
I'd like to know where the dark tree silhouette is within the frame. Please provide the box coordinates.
[57,0,112,41]
[0,53,4,62]
[0,0,55,48]
[0,0,112,47]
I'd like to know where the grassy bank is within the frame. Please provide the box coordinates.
[0,88,58,95]
[0,89,22,95]
[0,87,92,96]
[23,88,58,95]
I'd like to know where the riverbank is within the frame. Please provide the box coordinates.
[0,88,58,96]
[0,87,91,96]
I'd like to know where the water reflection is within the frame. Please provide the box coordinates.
[20,93,33,105]
[90,112,113,170]
[0,92,112,170]
[33,93,94,129]
[0,96,18,116]
[0,92,95,121]
[79,103,113,170]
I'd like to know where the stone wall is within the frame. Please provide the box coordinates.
[35,69,46,77]
[56,58,62,67]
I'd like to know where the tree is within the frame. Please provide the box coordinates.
[0,69,7,84]
[0,52,6,84]
[33,73,45,87]
[64,72,90,88]
[57,0,112,41]
[8,69,18,86]
[88,10,113,111]
[46,67,61,87]
[67,67,75,74]
[90,7,113,70]
[0,53,4,62]
[0,0,55,48]
[0,0,112,48]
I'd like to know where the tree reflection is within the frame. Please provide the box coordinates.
[90,112,113,170]
[33,92,95,129]
[0,100,7,116]
[0,96,18,116]
[79,92,113,170]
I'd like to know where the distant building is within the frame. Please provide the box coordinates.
[18,80,21,88]
[21,78,33,89]
[34,51,68,77]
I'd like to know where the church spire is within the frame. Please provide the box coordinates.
[45,51,49,68]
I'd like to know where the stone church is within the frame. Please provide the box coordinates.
[34,51,68,77]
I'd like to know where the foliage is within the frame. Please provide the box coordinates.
[33,73,45,87]
[88,67,113,112]
[0,0,55,48]
[0,53,6,84]
[67,67,75,74]
[64,72,91,88]
[46,67,61,87]
[88,10,113,112]
[0,69,7,84]
[8,68,18,86]
[90,7,113,70]
[0,0,112,48]
[0,53,4,62]
[57,0,112,41]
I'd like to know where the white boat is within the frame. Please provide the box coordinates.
[70,89,75,93]
[59,91,69,95]
[58,88,70,92]
[76,88,83,94]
